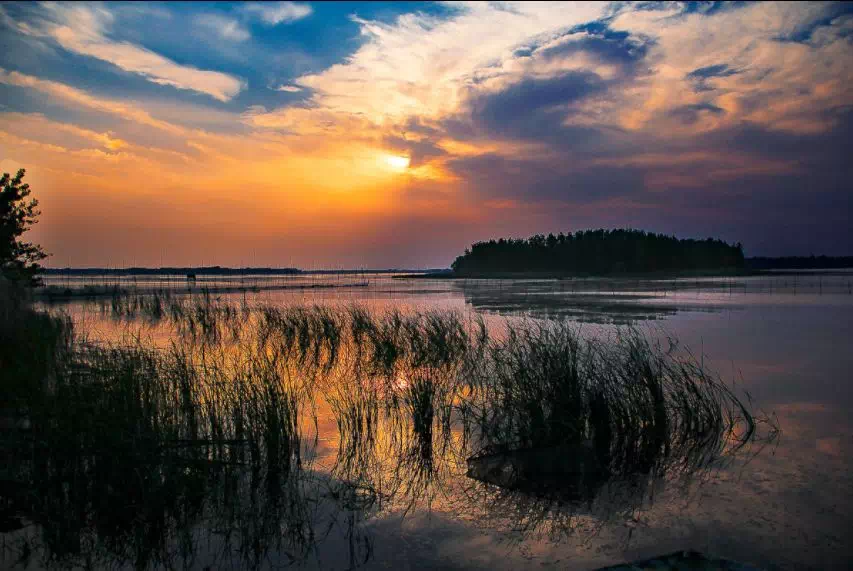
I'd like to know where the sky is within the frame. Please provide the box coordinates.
[1,1,851,268]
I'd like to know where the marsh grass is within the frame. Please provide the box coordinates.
[2,297,777,567]
[1,305,372,569]
[456,322,776,540]
[5,342,311,567]
[253,305,478,511]
[0,299,72,407]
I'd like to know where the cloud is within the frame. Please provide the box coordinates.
[278,0,851,141]
[55,122,127,151]
[243,2,312,26]
[669,102,726,125]
[685,63,740,92]
[446,151,646,206]
[608,2,853,133]
[193,13,250,42]
[382,134,447,168]
[463,71,607,141]
[239,2,853,221]
[685,64,739,80]
[291,3,610,123]
[0,68,187,135]
[38,3,246,101]
[4,1,853,263]
[0,112,197,168]
[241,104,374,137]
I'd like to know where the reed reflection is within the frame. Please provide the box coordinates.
[1,293,777,568]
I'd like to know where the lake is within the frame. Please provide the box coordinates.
[10,271,853,570]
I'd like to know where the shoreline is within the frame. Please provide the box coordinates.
[395,268,756,280]
[395,267,853,280]
[34,281,371,302]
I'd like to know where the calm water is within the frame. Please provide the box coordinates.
[25,271,853,569]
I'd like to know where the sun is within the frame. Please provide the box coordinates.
[383,154,410,171]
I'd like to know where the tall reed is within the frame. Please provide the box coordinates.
[2,298,777,567]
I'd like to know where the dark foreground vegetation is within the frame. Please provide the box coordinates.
[1,169,46,286]
[451,229,745,276]
[1,289,777,569]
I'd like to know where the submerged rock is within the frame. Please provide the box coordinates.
[465,444,609,502]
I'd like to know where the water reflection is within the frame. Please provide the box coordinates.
[454,272,852,322]
[459,285,685,322]
[1,296,778,569]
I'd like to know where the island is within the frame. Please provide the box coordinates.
[450,229,745,276]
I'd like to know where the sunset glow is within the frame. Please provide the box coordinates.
[0,2,850,267]
[383,154,411,172]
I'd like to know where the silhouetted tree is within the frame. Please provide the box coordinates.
[1,169,47,286]
[451,228,745,275]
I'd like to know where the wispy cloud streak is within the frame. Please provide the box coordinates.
[243,2,312,25]
[36,3,246,101]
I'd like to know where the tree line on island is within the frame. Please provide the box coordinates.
[451,229,746,276]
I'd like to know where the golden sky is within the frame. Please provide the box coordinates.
[1,2,852,267]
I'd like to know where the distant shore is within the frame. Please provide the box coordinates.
[396,268,754,280]
[35,280,371,301]
[41,267,440,276]
[396,266,852,280]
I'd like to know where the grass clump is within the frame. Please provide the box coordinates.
[0,308,364,569]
